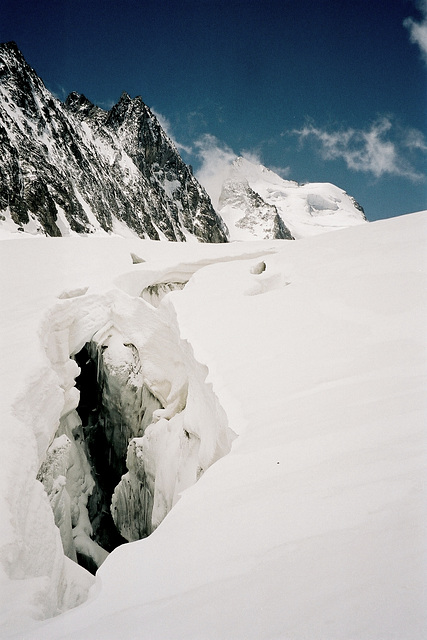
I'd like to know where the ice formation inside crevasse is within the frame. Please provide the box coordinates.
[35,288,236,576]
[72,338,163,567]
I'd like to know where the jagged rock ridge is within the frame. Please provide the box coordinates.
[0,41,228,241]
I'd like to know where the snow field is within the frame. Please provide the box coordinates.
[1,236,267,633]
[0,212,426,639]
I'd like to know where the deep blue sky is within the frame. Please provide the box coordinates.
[1,0,426,220]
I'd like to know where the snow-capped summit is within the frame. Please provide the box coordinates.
[217,156,367,240]
[0,42,228,241]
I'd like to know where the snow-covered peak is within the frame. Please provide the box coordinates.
[230,155,298,188]
[217,155,367,241]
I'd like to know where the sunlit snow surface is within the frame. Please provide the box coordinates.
[1,212,426,639]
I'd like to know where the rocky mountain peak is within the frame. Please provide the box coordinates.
[0,43,228,242]
[0,41,49,117]
[104,92,139,129]
[0,41,26,69]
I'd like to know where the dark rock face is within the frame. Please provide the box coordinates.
[349,196,366,218]
[273,210,294,240]
[0,42,228,241]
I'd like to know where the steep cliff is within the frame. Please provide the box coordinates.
[0,42,228,241]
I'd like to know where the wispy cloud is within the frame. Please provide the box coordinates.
[195,135,292,205]
[238,148,290,179]
[404,127,427,152]
[97,99,116,110]
[293,118,426,182]
[152,109,193,155]
[194,134,235,207]
[46,83,69,102]
[268,164,291,179]
[404,0,427,64]
[241,149,262,165]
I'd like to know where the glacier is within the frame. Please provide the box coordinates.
[0,211,426,639]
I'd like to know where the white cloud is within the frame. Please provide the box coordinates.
[241,149,262,165]
[195,136,292,206]
[404,127,427,152]
[240,149,290,178]
[194,134,236,207]
[97,99,116,110]
[404,0,427,64]
[47,83,68,102]
[152,109,193,155]
[294,118,425,182]
[268,164,291,179]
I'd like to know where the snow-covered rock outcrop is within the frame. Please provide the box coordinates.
[218,177,295,240]
[216,156,367,240]
[0,42,228,242]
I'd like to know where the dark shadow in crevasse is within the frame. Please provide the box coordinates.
[74,344,128,562]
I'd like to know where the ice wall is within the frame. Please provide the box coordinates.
[28,283,235,584]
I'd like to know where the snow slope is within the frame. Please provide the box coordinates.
[216,157,367,240]
[1,211,426,639]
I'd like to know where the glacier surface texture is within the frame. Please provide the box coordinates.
[0,211,426,639]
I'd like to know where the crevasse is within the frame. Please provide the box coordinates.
[32,284,235,578]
